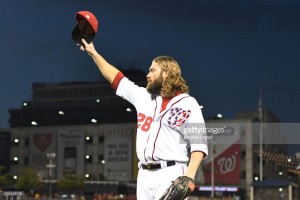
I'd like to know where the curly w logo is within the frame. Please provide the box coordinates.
[167,107,191,127]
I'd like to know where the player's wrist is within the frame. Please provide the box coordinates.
[89,50,99,58]
[184,169,196,180]
[183,173,195,180]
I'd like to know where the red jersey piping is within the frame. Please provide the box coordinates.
[151,96,190,161]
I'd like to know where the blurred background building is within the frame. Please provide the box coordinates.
[8,69,146,127]
[195,110,293,199]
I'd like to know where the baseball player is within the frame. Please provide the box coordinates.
[78,39,208,200]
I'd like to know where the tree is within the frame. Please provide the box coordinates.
[0,165,15,187]
[57,172,85,193]
[16,168,42,192]
[0,174,14,187]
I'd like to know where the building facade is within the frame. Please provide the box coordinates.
[5,123,137,181]
[0,131,11,175]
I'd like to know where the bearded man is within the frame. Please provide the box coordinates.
[78,38,208,200]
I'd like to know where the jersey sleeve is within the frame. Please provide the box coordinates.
[115,76,150,108]
[184,97,208,157]
[111,72,125,91]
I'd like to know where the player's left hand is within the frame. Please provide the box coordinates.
[78,39,97,56]
[159,176,196,200]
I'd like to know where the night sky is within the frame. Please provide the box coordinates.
[1,1,300,149]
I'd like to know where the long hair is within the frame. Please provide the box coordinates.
[153,56,189,97]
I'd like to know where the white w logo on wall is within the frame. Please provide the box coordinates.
[217,155,236,174]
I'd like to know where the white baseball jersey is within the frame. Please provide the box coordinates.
[115,75,208,164]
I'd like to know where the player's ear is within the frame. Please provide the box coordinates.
[162,69,168,79]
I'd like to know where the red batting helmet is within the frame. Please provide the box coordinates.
[72,11,99,45]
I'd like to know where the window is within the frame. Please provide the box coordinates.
[25,138,29,146]
[241,171,246,179]
[98,155,104,164]
[241,151,246,159]
[99,136,104,143]
[24,157,29,166]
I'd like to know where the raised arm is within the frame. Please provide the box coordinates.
[80,39,119,83]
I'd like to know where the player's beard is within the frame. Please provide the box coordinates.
[146,73,164,96]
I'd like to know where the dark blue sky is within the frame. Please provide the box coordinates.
[1,0,300,132]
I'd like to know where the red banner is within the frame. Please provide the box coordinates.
[203,143,240,185]
[33,133,53,152]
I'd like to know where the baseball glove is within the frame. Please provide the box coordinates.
[159,176,196,200]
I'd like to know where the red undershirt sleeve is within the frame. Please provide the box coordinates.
[111,72,125,91]
[161,98,171,113]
